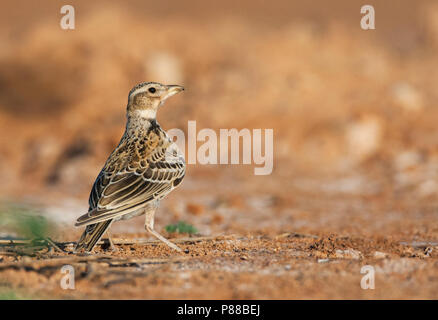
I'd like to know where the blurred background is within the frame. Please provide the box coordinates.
[0,0,438,241]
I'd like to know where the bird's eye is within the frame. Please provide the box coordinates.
[148,87,156,93]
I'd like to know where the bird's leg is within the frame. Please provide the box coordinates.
[144,208,182,252]
[106,230,117,251]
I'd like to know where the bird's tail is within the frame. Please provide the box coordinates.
[75,220,113,252]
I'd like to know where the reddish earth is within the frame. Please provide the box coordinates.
[1,0,438,299]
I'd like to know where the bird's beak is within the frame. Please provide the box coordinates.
[163,85,184,101]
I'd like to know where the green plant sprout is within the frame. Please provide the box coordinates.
[165,221,198,235]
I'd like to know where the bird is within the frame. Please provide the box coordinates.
[74,82,186,253]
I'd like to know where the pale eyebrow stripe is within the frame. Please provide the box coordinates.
[129,87,149,100]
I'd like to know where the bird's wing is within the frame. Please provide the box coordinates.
[76,130,185,227]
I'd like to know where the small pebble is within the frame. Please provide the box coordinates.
[424,247,433,257]
[373,251,388,259]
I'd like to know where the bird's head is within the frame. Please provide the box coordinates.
[127,82,184,119]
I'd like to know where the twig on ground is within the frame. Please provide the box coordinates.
[0,235,236,248]
[109,235,235,246]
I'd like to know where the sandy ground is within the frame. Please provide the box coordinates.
[1,233,438,299]
[1,0,438,299]
[1,172,438,299]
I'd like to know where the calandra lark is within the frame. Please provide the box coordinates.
[75,82,186,252]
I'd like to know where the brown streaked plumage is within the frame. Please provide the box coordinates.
[75,82,185,252]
